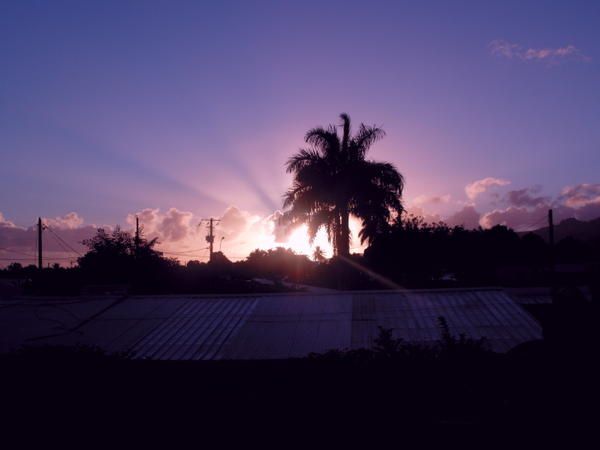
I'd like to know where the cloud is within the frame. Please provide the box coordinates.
[124,206,329,261]
[489,40,521,59]
[405,206,442,224]
[480,204,548,230]
[406,183,600,232]
[505,187,549,208]
[1,205,341,266]
[219,206,253,240]
[0,211,96,266]
[479,183,600,230]
[158,208,194,242]
[412,194,451,206]
[465,177,510,200]
[267,210,300,243]
[44,212,84,230]
[489,40,590,64]
[127,208,195,243]
[559,183,600,209]
[445,206,481,229]
[0,212,16,228]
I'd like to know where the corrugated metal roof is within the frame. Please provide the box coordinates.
[1,289,543,358]
[130,297,258,360]
[506,288,553,305]
[350,290,542,353]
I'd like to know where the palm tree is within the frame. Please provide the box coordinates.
[312,246,326,263]
[283,113,404,257]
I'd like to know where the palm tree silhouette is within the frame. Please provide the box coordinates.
[284,113,404,257]
[312,246,326,263]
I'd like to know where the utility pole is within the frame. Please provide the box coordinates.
[134,216,140,257]
[548,209,556,299]
[548,209,554,248]
[201,218,220,262]
[37,217,43,270]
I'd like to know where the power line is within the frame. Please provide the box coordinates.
[0,248,36,257]
[158,247,210,256]
[46,226,83,256]
[47,232,75,255]
[0,257,36,261]
[0,257,75,261]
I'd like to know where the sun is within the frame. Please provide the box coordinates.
[284,224,333,258]
[286,225,313,255]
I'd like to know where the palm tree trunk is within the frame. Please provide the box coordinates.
[339,207,350,257]
[333,210,341,257]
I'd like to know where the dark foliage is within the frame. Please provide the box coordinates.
[309,317,491,364]
[363,215,599,288]
[78,226,175,286]
[2,215,599,294]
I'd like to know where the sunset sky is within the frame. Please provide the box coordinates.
[1,0,599,263]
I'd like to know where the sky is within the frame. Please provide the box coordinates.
[1,0,599,265]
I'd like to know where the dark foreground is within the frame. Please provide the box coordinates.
[2,341,598,445]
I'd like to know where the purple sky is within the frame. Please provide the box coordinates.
[1,1,599,263]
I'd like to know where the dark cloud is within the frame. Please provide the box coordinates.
[480,183,600,230]
[0,213,97,266]
[445,206,481,229]
[505,187,549,208]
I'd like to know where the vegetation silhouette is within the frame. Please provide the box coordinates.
[4,319,597,434]
[2,215,599,295]
[78,226,173,285]
[283,113,404,257]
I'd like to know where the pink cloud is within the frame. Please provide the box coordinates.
[0,212,16,228]
[560,183,600,209]
[158,208,194,242]
[219,206,253,240]
[412,194,451,206]
[127,208,195,243]
[43,212,84,230]
[404,206,442,225]
[489,40,590,64]
[480,204,549,230]
[465,177,510,200]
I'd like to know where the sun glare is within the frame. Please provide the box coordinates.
[283,225,333,259]
[286,226,313,256]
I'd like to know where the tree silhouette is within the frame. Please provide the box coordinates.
[78,227,166,283]
[312,246,326,263]
[284,113,404,256]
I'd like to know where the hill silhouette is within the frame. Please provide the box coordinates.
[522,216,600,242]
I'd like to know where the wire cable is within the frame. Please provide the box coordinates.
[46,226,83,256]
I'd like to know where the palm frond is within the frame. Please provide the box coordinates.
[285,148,322,174]
[306,207,336,243]
[305,126,340,159]
[340,113,351,152]
[351,124,386,160]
